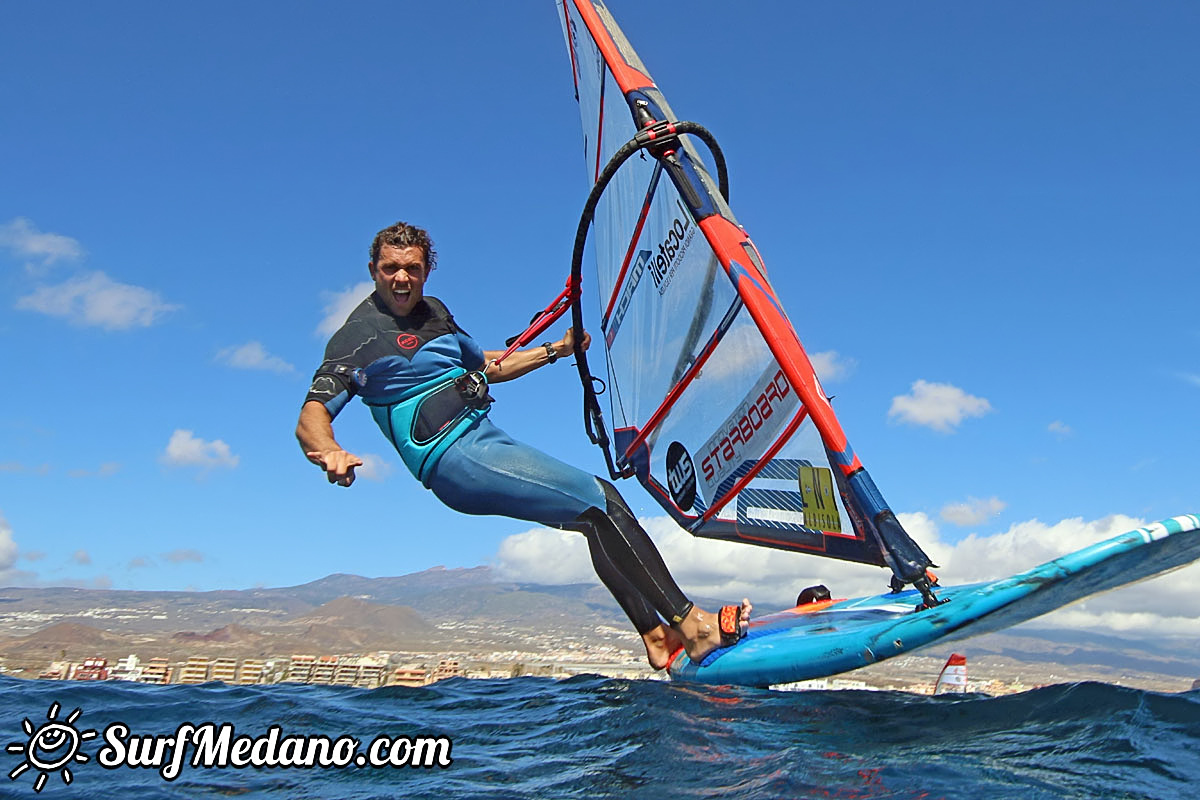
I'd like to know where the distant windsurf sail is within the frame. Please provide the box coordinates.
[934,653,969,695]
[557,0,936,597]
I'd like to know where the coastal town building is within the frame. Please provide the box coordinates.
[38,661,72,680]
[177,657,210,684]
[209,658,238,684]
[16,648,1084,696]
[431,658,464,682]
[311,655,338,684]
[140,657,171,684]
[284,654,315,683]
[237,659,266,685]
[110,654,143,681]
[387,665,430,687]
[357,663,387,688]
[333,662,358,686]
[74,658,109,681]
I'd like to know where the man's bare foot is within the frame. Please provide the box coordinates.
[641,624,686,669]
[673,598,752,663]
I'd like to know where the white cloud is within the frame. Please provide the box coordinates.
[494,528,596,584]
[354,453,394,482]
[809,350,856,383]
[936,514,1200,638]
[164,549,204,564]
[1177,372,1200,389]
[0,462,51,475]
[1034,607,1200,636]
[318,281,373,337]
[0,523,109,585]
[0,512,17,572]
[161,429,239,469]
[215,341,295,374]
[494,514,929,607]
[17,270,178,330]
[940,496,1006,526]
[931,514,1145,582]
[1048,420,1073,438]
[491,511,1200,638]
[0,217,83,272]
[888,379,992,433]
[67,462,120,478]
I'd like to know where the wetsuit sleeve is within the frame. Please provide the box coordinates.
[304,322,371,419]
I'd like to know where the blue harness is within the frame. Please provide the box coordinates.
[366,368,491,484]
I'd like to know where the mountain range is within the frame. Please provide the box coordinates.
[1,567,1197,689]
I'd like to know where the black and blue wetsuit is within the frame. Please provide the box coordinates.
[305,293,694,633]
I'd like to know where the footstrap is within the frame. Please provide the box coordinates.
[718,605,746,648]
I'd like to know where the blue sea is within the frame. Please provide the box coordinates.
[0,675,1197,799]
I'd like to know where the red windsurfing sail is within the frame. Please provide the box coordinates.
[934,653,969,694]
[557,1,937,597]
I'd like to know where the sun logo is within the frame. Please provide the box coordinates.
[5,703,97,793]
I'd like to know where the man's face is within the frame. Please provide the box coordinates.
[369,244,428,317]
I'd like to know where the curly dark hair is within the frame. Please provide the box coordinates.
[368,221,438,271]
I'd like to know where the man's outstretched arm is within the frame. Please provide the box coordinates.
[296,401,364,487]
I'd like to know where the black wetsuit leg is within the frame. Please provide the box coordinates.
[562,481,694,630]
[565,517,663,635]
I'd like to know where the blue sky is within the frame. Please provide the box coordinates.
[2,1,1197,633]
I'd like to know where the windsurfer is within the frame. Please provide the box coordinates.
[296,221,751,668]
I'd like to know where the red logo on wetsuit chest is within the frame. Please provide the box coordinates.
[396,333,420,350]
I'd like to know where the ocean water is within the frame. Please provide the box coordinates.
[0,675,1197,799]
